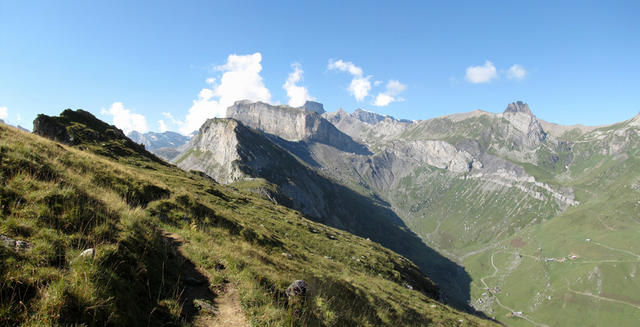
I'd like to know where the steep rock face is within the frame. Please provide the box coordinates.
[389,140,481,173]
[174,119,246,184]
[174,118,341,220]
[501,101,546,148]
[298,100,325,114]
[227,101,369,154]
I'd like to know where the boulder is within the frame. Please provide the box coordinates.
[0,234,16,248]
[15,240,30,251]
[79,248,95,259]
[193,299,218,315]
[285,280,307,298]
[1,234,31,252]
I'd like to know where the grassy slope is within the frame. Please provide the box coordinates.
[0,119,496,326]
[462,124,640,326]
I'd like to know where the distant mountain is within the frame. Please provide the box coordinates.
[1,119,30,132]
[174,99,640,326]
[127,130,190,150]
[128,130,190,161]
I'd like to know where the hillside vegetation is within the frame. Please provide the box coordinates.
[0,111,496,326]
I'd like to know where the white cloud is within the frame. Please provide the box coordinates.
[465,60,498,84]
[283,63,314,107]
[158,120,168,132]
[507,64,527,80]
[327,59,363,76]
[0,106,7,120]
[181,52,271,134]
[328,59,372,101]
[349,76,372,101]
[374,94,395,107]
[101,102,148,134]
[374,80,407,106]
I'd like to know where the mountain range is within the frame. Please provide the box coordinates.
[157,100,640,326]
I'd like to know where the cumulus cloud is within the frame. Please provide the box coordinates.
[181,52,271,134]
[0,106,7,120]
[328,59,372,101]
[101,102,148,134]
[158,120,168,132]
[465,60,498,84]
[283,63,314,107]
[374,80,407,106]
[507,64,527,80]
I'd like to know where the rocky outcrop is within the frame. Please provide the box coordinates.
[388,140,481,173]
[501,101,547,148]
[33,109,166,164]
[34,109,137,146]
[174,119,249,184]
[504,101,532,115]
[1,234,30,252]
[298,101,325,114]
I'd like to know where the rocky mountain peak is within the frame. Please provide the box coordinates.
[501,102,546,148]
[298,101,325,114]
[353,109,389,125]
[226,101,369,154]
[504,101,532,115]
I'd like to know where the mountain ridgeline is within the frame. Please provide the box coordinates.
[171,100,640,326]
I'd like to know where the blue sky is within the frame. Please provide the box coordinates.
[1,1,639,133]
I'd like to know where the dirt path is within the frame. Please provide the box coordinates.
[203,283,247,327]
[163,231,248,327]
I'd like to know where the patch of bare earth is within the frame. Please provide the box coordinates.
[163,231,248,327]
[510,237,526,248]
[197,283,247,327]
